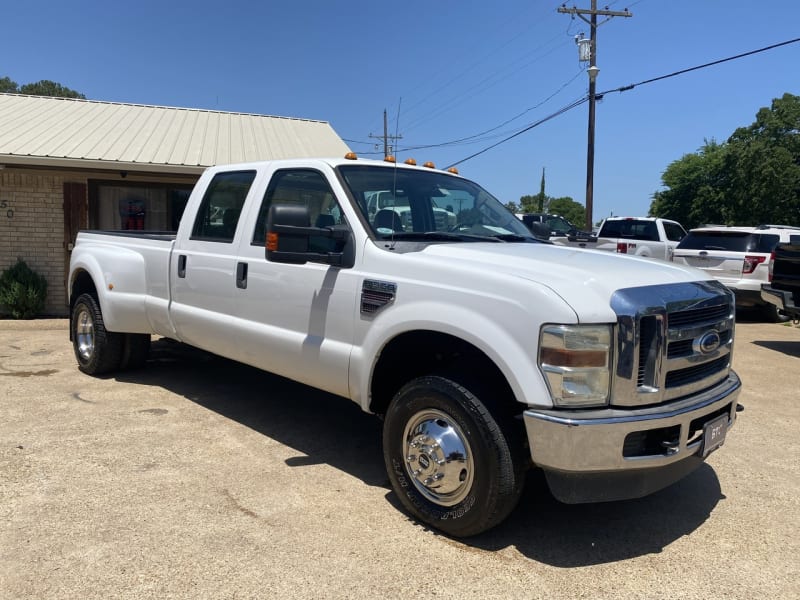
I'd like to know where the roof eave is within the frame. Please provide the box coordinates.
[0,154,207,175]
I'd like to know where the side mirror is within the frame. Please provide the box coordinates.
[528,221,552,240]
[267,205,310,263]
[266,204,354,267]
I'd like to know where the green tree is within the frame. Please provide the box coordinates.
[548,197,585,227]
[650,93,800,228]
[650,140,730,227]
[518,194,540,213]
[0,76,18,92]
[19,79,86,99]
[536,168,546,212]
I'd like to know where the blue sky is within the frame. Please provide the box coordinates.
[3,0,798,223]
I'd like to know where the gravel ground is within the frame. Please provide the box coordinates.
[0,318,798,599]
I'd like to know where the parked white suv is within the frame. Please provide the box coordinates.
[671,225,800,321]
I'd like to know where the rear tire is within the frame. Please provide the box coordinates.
[120,333,151,370]
[762,302,790,323]
[383,375,525,537]
[71,293,124,375]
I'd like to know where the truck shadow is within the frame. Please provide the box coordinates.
[116,338,723,566]
[751,340,800,358]
[464,464,722,565]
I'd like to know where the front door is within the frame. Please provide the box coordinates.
[228,167,358,398]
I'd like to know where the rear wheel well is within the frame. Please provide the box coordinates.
[70,270,98,307]
[69,271,98,339]
[369,331,519,419]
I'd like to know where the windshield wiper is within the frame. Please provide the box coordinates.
[490,233,536,242]
[380,231,502,242]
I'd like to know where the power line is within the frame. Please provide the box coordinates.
[601,36,800,96]
[445,36,800,169]
[445,96,589,169]
[394,69,588,153]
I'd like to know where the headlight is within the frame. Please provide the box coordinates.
[539,324,612,407]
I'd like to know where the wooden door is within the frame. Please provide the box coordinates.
[63,182,87,305]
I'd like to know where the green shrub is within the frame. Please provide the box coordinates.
[0,259,48,319]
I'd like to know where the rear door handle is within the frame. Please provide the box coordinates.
[236,262,248,289]
[177,255,187,278]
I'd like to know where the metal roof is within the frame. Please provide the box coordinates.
[0,93,350,174]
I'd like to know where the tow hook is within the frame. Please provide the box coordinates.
[661,439,680,455]
[736,404,744,413]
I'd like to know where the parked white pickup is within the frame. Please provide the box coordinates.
[68,156,741,537]
[552,216,687,260]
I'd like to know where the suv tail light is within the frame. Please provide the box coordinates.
[616,242,628,254]
[767,251,775,281]
[742,255,767,275]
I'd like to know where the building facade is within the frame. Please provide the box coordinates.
[0,94,350,316]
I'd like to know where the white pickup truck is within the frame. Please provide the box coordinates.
[552,216,687,260]
[69,156,741,537]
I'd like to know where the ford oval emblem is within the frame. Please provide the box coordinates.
[695,330,721,355]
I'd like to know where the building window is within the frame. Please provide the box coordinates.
[89,181,193,232]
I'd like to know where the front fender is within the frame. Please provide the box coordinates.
[350,297,574,414]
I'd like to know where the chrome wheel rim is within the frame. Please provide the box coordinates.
[402,409,474,507]
[75,306,95,362]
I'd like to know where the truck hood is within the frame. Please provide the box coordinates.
[418,242,709,322]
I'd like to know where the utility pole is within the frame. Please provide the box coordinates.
[369,109,403,159]
[558,2,631,232]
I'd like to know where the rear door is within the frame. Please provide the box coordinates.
[169,169,259,358]
[661,220,687,260]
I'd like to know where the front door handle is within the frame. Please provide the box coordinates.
[236,262,248,289]
[177,255,187,278]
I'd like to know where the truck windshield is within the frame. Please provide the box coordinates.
[338,164,534,242]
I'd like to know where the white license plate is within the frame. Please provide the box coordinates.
[701,414,728,457]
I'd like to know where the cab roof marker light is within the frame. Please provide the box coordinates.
[404,158,417,166]
[344,152,358,160]
[384,155,396,163]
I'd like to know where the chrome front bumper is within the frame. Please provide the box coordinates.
[523,372,741,503]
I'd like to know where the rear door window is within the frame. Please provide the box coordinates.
[191,170,256,242]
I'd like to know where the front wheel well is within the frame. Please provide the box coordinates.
[369,330,519,418]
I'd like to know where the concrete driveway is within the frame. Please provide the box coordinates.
[1,318,798,599]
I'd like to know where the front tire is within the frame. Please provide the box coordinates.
[71,293,124,375]
[383,375,525,537]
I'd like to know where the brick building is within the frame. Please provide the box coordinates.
[0,93,350,316]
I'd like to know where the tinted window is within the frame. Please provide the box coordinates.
[663,222,687,242]
[753,234,781,252]
[600,220,658,240]
[191,171,256,242]
[677,231,779,252]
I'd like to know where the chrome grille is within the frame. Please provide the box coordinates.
[610,281,735,408]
